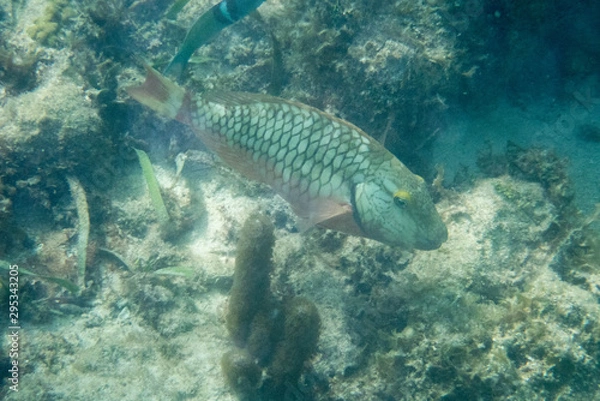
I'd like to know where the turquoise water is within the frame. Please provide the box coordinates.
[0,0,599,400]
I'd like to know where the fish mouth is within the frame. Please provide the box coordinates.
[416,239,443,251]
[415,224,448,251]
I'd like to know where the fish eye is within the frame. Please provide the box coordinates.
[393,190,411,208]
[394,197,407,208]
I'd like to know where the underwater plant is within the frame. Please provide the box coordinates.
[0,262,78,294]
[134,148,170,225]
[26,0,75,46]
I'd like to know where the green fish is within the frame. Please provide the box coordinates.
[127,68,447,250]
[164,0,265,79]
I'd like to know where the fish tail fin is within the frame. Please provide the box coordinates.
[126,66,186,120]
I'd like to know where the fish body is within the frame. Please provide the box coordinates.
[127,68,447,250]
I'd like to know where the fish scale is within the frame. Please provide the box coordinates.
[127,68,448,250]
[189,95,382,206]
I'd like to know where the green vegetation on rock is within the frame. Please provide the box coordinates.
[26,0,75,46]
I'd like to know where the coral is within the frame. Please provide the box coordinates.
[222,213,322,400]
[221,349,262,396]
[245,302,283,366]
[268,297,321,389]
[226,212,275,346]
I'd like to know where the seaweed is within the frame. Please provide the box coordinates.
[97,247,132,271]
[134,148,170,225]
[85,0,132,61]
[26,0,75,47]
[505,141,579,230]
[0,261,78,294]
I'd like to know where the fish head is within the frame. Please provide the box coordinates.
[353,159,447,250]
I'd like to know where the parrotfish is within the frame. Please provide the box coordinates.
[127,68,448,250]
[164,0,265,79]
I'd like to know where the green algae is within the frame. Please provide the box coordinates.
[0,260,79,294]
[26,0,75,46]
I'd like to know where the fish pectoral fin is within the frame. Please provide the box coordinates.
[293,200,351,233]
[298,199,350,225]
[303,201,365,238]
